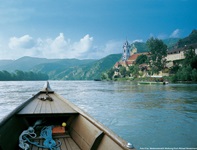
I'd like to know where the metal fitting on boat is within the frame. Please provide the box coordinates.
[127,142,134,149]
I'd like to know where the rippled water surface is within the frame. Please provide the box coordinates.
[0,81,197,149]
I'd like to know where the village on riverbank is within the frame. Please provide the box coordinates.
[101,30,197,83]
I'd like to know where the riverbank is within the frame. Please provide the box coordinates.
[104,76,197,84]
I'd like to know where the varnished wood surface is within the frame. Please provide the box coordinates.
[18,93,77,115]
[0,86,135,150]
[30,136,81,150]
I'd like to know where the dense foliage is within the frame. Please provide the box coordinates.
[135,54,148,65]
[102,65,140,80]
[0,70,49,81]
[128,65,140,78]
[146,37,167,74]
[171,47,197,82]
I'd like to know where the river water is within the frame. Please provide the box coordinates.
[0,81,197,149]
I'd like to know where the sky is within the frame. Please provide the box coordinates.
[0,0,196,60]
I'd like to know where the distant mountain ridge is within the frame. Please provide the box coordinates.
[0,54,121,80]
[132,38,180,52]
[163,38,180,49]
[0,60,13,67]
[177,29,197,48]
[0,56,59,72]
[32,54,121,80]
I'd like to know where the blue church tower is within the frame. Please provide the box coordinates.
[122,40,131,61]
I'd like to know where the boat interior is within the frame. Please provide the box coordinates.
[0,91,129,150]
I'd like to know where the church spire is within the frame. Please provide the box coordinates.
[122,40,131,61]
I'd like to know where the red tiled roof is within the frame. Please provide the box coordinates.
[128,54,140,61]
[114,52,149,67]
[114,62,120,67]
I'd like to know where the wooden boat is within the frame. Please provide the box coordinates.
[0,82,135,150]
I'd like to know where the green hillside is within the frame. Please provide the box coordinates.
[0,56,59,72]
[0,60,13,67]
[32,59,96,79]
[177,29,197,48]
[0,54,121,80]
[32,54,121,80]
[163,38,180,49]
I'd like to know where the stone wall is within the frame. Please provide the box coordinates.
[165,51,185,61]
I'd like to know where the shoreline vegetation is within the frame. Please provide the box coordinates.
[0,70,48,81]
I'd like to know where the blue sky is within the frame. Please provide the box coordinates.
[0,0,196,59]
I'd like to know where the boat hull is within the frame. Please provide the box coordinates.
[0,83,134,150]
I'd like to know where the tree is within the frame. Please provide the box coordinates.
[170,65,180,74]
[107,68,115,80]
[191,69,197,81]
[15,70,25,80]
[177,65,192,81]
[129,65,139,78]
[119,66,127,77]
[136,54,148,65]
[172,47,197,82]
[183,46,197,69]
[2,70,12,80]
[146,37,167,74]
[0,70,48,81]
[101,73,108,80]
[172,46,197,82]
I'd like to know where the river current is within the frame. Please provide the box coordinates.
[0,81,197,149]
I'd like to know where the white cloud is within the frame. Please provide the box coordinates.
[132,39,143,43]
[170,29,180,38]
[73,34,93,53]
[81,40,122,59]
[51,33,70,51]
[1,33,124,60]
[8,35,35,49]
[5,33,95,59]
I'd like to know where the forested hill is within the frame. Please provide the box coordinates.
[32,54,122,80]
[0,56,60,72]
[0,70,48,81]
[0,54,121,80]
[177,29,197,48]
